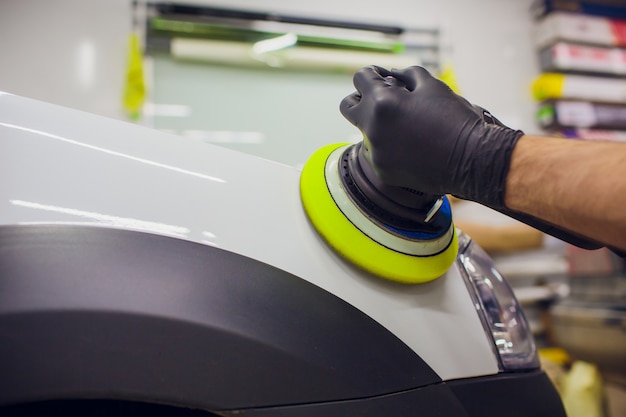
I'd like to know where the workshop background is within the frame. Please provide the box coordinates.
[1,1,625,416]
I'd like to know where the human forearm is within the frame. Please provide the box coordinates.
[505,135,626,251]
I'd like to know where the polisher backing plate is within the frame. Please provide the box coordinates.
[300,143,459,284]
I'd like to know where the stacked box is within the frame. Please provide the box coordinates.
[534,11,626,49]
[532,0,626,20]
[532,6,626,141]
[537,100,626,129]
[539,42,626,75]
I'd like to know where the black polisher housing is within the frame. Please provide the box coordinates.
[338,143,452,236]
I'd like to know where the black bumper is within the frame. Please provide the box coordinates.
[0,371,567,417]
[225,370,566,417]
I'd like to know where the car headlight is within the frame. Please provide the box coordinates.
[457,232,540,371]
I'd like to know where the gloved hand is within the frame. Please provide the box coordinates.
[339,65,524,209]
[340,65,608,251]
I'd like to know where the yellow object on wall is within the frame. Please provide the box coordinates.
[123,33,146,120]
[438,64,461,94]
[532,73,565,101]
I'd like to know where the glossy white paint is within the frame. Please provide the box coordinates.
[0,92,499,380]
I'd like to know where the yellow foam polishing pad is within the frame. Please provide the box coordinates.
[300,143,458,284]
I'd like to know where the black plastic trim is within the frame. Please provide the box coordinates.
[446,371,567,417]
[218,371,565,417]
[221,383,470,417]
[1,399,218,417]
[1,371,566,417]
[0,225,440,411]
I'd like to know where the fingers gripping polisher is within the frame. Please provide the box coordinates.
[300,140,458,284]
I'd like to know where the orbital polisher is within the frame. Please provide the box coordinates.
[300,139,458,284]
[301,100,607,284]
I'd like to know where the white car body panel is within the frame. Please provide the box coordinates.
[0,92,499,380]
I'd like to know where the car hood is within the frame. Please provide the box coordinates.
[0,91,498,380]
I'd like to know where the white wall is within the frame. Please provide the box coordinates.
[0,0,132,120]
[0,0,539,132]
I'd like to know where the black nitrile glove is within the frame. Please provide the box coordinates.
[339,65,523,208]
[340,65,605,251]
